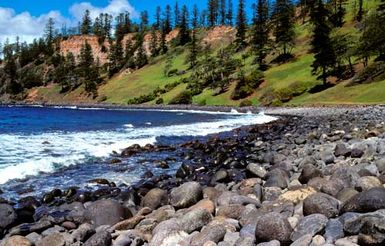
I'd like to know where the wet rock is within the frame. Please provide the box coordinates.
[303,192,340,218]
[9,220,52,236]
[88,179,110,185]
[176,163,193,178]
[170,182,203,209]
[264,169,289,189]
[110,158,122,164]
[85,199,131,227]
[255,212,292,244]
[324,219,344,243]
[342,187,385,213]
[0,235,32,246]
[0,203,17,230]
[246,163,267,178]
[291,214,328,241]
[83,230,111,246]
[334,143,351,157]
[179,208,213,233]
[141,188,168,210]
[299,164,323,184]
[191,225,226,246]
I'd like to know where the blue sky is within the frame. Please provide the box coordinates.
[0,0,257,44]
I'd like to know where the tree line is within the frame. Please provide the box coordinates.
[0,0,384,101]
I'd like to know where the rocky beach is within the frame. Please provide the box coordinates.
[2,106,385,246]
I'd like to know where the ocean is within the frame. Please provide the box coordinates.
[0,105,276,201]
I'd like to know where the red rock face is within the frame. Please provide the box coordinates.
[202,26,236,48]
[59,35,110,65]
[58,27,234,65]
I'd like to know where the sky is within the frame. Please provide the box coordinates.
[0,0,257,44]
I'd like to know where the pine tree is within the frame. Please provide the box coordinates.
[310,0,336,84]
[124,38,136,68]
[188,4,200,68]
[93,16,103,38]
[160,20,168,54]
[178,5,191,45]
[227,0,233,25]
[236,0,247,49]
[45,18,55,44]
[81,10,92,35]
[252,0,270,68]
[174,2,181,27]
[163,5,173,33]
[273,0,295,55]
[219,0,226,25]
[330,0,347,27]
[155,6,162,30]
[78,41,100,96]
[150,27,159,57]
[135,34,148,69]
[103,14,112,39]
[108,40,124,77]
[208,0,219,27]
[356,0,363,22]
[140,11,149,31]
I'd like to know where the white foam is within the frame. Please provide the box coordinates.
[0,111,276,184]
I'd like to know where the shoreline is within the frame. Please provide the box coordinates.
[1,106,385,245]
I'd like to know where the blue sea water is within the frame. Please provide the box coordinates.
[0,105,276,200]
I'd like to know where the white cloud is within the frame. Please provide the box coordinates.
[69,0,139,21]
[0,0,138,45]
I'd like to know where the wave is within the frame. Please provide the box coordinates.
[0,112,276,184]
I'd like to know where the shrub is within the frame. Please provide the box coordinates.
[240,99,252,107]
[198,99,207,106]
[348,62,385,86]
[167,69,178,77]
[169,90,193,105]
[155,98,164,104]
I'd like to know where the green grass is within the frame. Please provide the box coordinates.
[98,51,190,104]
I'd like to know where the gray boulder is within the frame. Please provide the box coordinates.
[291,214,328,241]
[85,199,131,227]
[303,192,340,218]
[170,182,203,208]
[256,212,292,244]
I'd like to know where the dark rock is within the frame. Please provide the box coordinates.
[255,212,292,244]
[342,187,385,213]
[110,158,122,164]
[141,188,168,210]
[320,151,335,164]
[175,163,192,178]
[83,230,111,246]
[9,220,52,236]
[0,203,17,229]
[212,169,229,183]
[324,219,344,243]
[85,199,131,227]
[264,169,289,189]
[299,164,323,184]
[170,182,203,209]
[351,147,365,158]
[291,214,328,241]
[191,225,226,246]
[88,179,110,185]
[303,192,340,218]
[334,143,351,157]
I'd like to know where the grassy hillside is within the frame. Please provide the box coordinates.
[29,0,385,106]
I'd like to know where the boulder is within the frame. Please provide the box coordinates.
[342,187,385,213]
[141,188,168,210]
[0,204,17,229]
[255,212,292,244]
[191,225,226,246]
[299,164,323,184]
[179,209,213,233]
[264,169,289,189]
[0,236,32,246]
[291,214,328,241]
[303,193,340,218]
[71,223,95,242]
[246,163,267,178]
[83,230,111,246]
[85,199,131,227]
[36,233,67,246]
[170,182,203,209]
[334,143,351,157]
[324,219,344,243]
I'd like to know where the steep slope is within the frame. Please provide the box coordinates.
[27,0,385,106]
